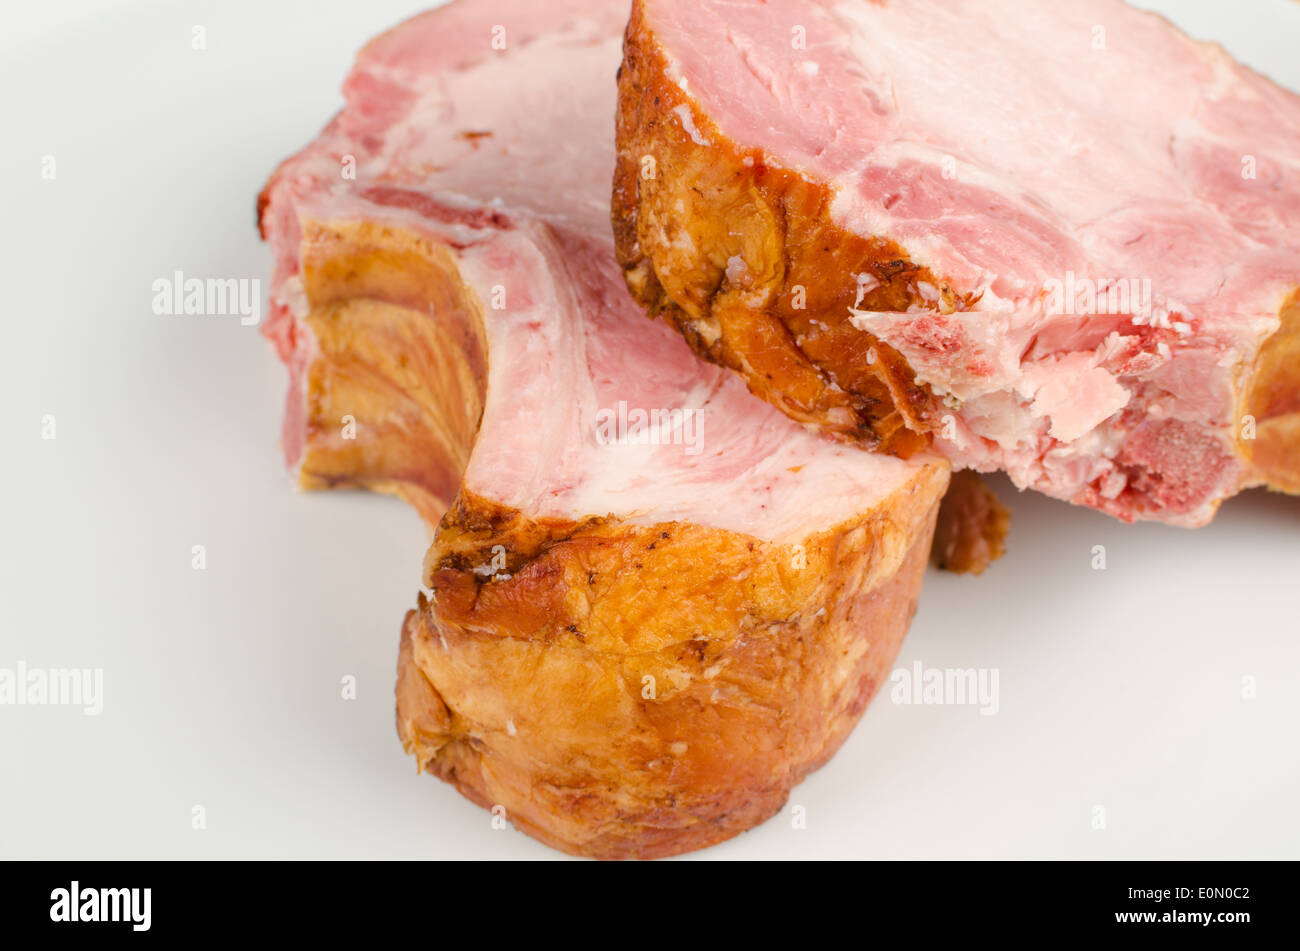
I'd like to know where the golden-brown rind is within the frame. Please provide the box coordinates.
[397,479,942,859]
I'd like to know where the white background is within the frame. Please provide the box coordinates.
[1,0,1297,860]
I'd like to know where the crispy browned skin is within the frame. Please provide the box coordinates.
[1243,290,1300,493]
[931,472,1011,576]
[613,0,946,457]
[293,220,487,529]
[399,483,940,859]
[276,217,948,859]
[612,0,1299,494]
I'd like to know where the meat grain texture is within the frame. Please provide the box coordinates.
[258,0,949,858]
[615,0,1300,527]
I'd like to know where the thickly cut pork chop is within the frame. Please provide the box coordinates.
[258,0,948,859]
[614,0,1300,526]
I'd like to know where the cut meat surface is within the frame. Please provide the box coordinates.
[258,0,948,858]
[615,0,1300,526]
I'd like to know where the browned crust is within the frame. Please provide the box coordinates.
[613,0,1299,497]
[614,0,957,457]
[930,471,1011,576]
[293,219,490,528]
[1244,289,1300,494]
[397,475,943,860]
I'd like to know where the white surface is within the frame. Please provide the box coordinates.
[1,0,1297,860]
